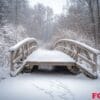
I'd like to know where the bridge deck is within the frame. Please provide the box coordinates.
[25,49,75,65]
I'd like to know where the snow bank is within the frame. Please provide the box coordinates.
[0,67,10,81]
[0,73,100,100]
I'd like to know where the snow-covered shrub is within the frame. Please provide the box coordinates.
[0,24,28,79]
[64,30,95,48]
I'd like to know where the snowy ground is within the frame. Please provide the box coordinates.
[0,68,100,100]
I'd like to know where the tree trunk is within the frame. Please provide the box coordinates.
[96,0,100,48]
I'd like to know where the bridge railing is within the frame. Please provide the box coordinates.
[9,38,38,74]
[54,39,100,77]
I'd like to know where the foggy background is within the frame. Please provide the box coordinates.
[0,0,100,76]
[0,1,100,100]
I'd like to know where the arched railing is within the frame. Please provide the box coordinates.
[53,39,100,78]
[9,38,38,76]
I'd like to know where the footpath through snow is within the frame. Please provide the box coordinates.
[0,72,100,100]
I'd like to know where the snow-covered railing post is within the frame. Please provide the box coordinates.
[10,51,14,71]
[53,39,100,79]
[93,54,98,73]
[9,37,38,76]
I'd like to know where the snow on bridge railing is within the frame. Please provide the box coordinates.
[54,39,100,55]
[54,39,100,78]
[9,38,38,52]
[9,37,38,75]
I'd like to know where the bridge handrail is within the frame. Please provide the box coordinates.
[54,39,100,78]
[9,37,38,74]
[54,39,100,55]
[9,38,37,52]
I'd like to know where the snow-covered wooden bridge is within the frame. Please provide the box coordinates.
[9,38,100,79]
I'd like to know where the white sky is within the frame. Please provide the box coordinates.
[27,0,66,15]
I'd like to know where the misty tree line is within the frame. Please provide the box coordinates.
[66,0,100,48]
[0,0,100,49]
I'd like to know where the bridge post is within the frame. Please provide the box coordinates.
[75,46,80,62]
[10,51,14,71]
[93,54,98,73]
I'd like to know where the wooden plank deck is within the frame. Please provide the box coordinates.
[26,49,75,65]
